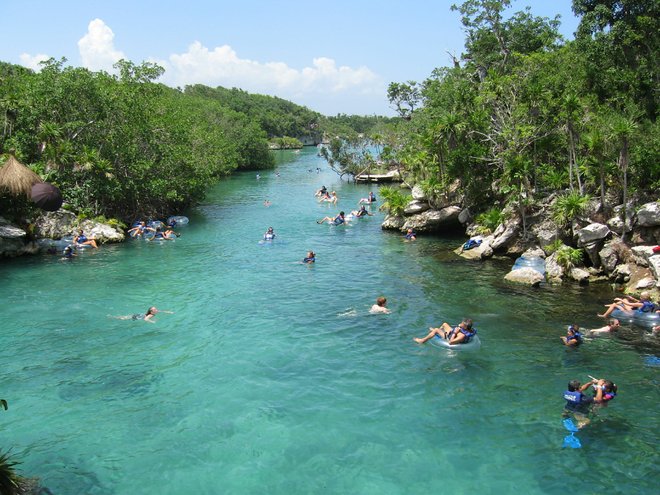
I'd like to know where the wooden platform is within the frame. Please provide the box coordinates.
[354,170,401,183]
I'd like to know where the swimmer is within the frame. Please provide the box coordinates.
[404,228,417,241]
[317,211,346,225]
[113,306,173,323]
[560,324,583,346]
[62,245,76,260]
[369,297,390,314]
[414,319,475,345]
[74,229,98,248]
[562,379,596,429]
[303,251,316,263]
[351,205,374,218]
[148,227,174,241]
[264,200,272,207]
[315,186,328,198]
[264,227,276,240]
[586,319,620,337]
[256,174,261,180]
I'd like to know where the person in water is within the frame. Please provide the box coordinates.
[563,377,617,428]
[317,211,346,225]
[586,319,620,337]
[128,221,153,238]
[560,324,583,346]
[303,251,316,263]
[115,306,173,323]
[351,205,374,218]
[319,191,338,204]
[74,229,98,248]
[264,227,276,240]
[263,199,272,207]
[370,297,390,314]
[62,245,75,259]
[404,228,417,241]
[315,185,328,197]
[148,227,174,241]
[358,191,377,204]
[414,318,475,345]
[598,291,657,317]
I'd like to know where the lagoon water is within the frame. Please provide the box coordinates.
[1,148,658,494]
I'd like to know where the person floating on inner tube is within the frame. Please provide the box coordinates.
[561,324,583,347]
[414,318,476,345]
[74,229,98,248]
[148,227,174,241]
[315,185,327,197]
[358,191,377,204]
[350,205,374,218]
[317,211,346,225]
[598,291,658,318]
[264,227,276,240]
[128,221,154,238]
[303,250,316,263]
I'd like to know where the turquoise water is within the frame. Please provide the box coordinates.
[1,148,658,494]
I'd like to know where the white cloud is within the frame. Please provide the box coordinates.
[78,19,125,72]
[19,53,51,71]
[159,41,384,105]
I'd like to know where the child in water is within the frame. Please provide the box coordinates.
[370,297,390,314]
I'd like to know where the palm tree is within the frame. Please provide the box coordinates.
[610,114,638,242]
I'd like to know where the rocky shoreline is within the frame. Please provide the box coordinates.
[382,185,660,298]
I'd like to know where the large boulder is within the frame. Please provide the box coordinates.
[411,185,427,201]
[491,216,521,251]
[0,218,28,257]
[599,243,619,273]
[404,200,430,216]
[636,202,660,227]
[648,255,660,282]
[545,252,564,283]
[458,208,472,225]
[80,219,125,243]
[611,263,632,283]
[531,218,562,248]
[630,246,656,267]
[381,215,405,231]
[455,236,494,260]
[569,267,590,284]
[504,267,544,286]
[576,223,610,246]
[33,210,124,243]
[403,206,462,233]
[521,246,546,259]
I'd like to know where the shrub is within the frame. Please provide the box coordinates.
[379,186,411,217]
[555,246,584,270]
[552,192,590,227]
[475,208,505,234]
[0,450,21,495]
[543,239,564,255]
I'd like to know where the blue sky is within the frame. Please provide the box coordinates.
[0,1,579,116]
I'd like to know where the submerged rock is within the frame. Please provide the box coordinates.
[569,267,590,284]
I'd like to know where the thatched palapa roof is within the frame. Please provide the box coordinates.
[0,154,43,197]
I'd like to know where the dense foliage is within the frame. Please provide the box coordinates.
[379,0,659,223]
[0,59,275,220]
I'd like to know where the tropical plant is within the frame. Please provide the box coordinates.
[0,450,21,495]
[555,246,584,271]
[543,239,564,255]
[551,191,591,227]
[475,208,505,234]
[378,186,411,217]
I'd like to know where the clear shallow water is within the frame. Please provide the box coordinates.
[1,148,658,494]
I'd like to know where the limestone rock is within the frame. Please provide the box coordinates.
[630,246,656,267]
[458,208,471,225]
[611,263,632,283]
[576,223,610,246]
[381,215,405,231]
[521,247,546,259]
[607,215,632,234]
[0,218,28,257]
[491,216,521,251]
[648,255,660,281]
[635,277,656,290]
[81,219,125,243]
[545,252,564,283]
[455,236,494,260]
[504,267,544,286]
[411,185,427,201]
[569,267,590,284]
[404,200,429,216]
[599,243,619,273]
[33,210,78,239]
[403,206,461,233]
[636,202,660,227]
